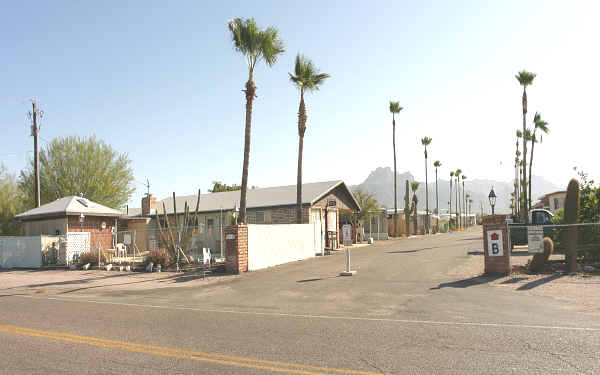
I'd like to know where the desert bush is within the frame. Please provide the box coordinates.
[144,249,172,267]
[529,237,554,273]
[78,250,108,266]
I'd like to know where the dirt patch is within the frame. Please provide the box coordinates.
[449,250,600,312]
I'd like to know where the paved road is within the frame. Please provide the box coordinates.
[1,227,599,374]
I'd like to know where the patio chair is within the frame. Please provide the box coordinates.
[116,243,128,258]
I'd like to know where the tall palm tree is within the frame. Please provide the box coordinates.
[455,169,462,228]
[289,54,330,223]
[449,171,454,229]
[421,137,432,234]
[514,130,522,218]
[461,175,467,228]
[389,101,403,237]
[523,129,533,210]
[516,70,536,222]
[528,112,549,212]
[411,181,420,235]
[433,160,441,216]
[465,193,470,227]
[228,18,285,224]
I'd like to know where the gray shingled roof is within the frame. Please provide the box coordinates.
[149,180,358,215]
[15,196,123,221]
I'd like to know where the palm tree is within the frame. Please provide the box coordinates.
[411,181,420,235]
[465,193,471,227]
[514,130,522,218]
[528,112,549,212]
[421,137,432,234]
[228,18,285,224]
[523,129,533,210]
[449,171,454,229]
[433,160,441,232]
[389,101,403,236]
[433,160,441,215]
[516,70,536,222]
[289,54,330,223]
[455,169,462,228]
[462,175,467,228]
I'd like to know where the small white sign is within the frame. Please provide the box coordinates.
[527,226,544,254]
[487,230,503,256]
[342,224,352,246]
[225,234,236,240]
[123,234,132,245]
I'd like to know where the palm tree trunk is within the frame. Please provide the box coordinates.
[435,168,438,218]
[528,134,535,212]
[462,181,466,228]
[449,179,452,229]
[424,151,429,234]
[521,87,528,223]
[239,76,256,224]
[296,90,306,224]
[455,178,459,229]
[393,115,397,237]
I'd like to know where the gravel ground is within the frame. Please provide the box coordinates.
[449,248,600,312]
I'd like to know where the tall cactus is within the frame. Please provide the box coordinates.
[404,180,410,236]
[155,190,201,264]
[411,181,420,235]
[564,179,580,273]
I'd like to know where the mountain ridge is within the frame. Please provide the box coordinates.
[351,167,562,214]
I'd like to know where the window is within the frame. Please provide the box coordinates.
[256,211,265,224]
[207,218,214,232]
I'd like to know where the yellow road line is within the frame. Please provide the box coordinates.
[0,325,388,375]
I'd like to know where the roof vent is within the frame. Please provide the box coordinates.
[77,198,89,207]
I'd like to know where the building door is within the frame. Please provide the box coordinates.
[312,210,323,255]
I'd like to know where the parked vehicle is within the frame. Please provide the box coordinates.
[509,209,554,249]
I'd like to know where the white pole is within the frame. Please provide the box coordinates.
[346,248,350,273]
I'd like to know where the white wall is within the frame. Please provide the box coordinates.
[247,224,315,271]
[0,236,43,268]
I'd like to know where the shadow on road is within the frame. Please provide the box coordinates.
[297,276,340,283]
[467,251,531,257]
[387,247,439,254]
[517,274,564,290]
[430,275,503,290]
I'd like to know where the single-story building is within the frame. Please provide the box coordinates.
[14,195,123,251]
[533,190,566,213]
[125,180,361,252]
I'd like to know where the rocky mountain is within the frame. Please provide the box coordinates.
[352,167,562,214]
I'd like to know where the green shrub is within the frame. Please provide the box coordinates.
[144,249,172,267]
[78,250,108,266]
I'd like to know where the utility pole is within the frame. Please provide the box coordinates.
[29,101,42,208]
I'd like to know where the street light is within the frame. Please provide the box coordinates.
[488,187,497,215]
[79,212,85,230]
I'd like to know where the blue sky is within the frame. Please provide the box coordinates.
[2,1,599,207]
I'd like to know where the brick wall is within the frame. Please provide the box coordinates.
[247,206,310,224]
[141,194,157,216]
[68,216,116,251]
[482,214,511,275]
[224,224,248,274]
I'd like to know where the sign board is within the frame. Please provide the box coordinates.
[327,211,337,232]
[123,234,132,245]
[342,224,352,246]
[527,226,544,254]
[225,234,236,240]
[486,230,503,256]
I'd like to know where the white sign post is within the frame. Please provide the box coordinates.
[340,224,356,276]
[527,226,544,254]
[486,230,503,257]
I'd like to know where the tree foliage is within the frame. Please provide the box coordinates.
[352,189,380,220]
[0,164,24,235]
[19,136,134,209]
[209,181,241,193]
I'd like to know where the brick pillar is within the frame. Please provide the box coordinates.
[224,224,248,274]
[482,215,511,275]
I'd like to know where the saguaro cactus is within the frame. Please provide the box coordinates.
[564,179,580,273]
[404,180,411,236]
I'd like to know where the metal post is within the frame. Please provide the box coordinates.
[220,207,224,258]
[346,248,350,272]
